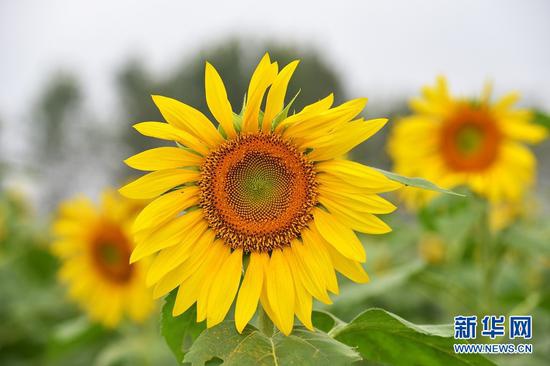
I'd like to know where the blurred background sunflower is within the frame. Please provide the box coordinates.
[52,190,153,327]
[1,1,550,365]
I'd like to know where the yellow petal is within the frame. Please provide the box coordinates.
[206,249,243,327]
[286,98,367,138]
[205,62,235,138]
[302,230,339,294]
[502,119,547,144]
[313,208,366,262]
[317,159,402,193]
[243,54,278,133]
[307,118,388,161]
[322,240,370,283]
[151,95,223,147]
[133,122,209,155]
[275,93,334,132]
[289,261,314,331]
[196,246,233,323]
[262,60,299,132]
[124,147,203,171]
[494,92,520,112]
[259,277,281,332]
[304,227,339,295]
[152,231,214,299]
[318,184,396,214]
[119,169,200,199]
[172,240,228,316]
[287,239,332,304]
[146,220,210,286]
[132,186,200,233]
[266,249,295,335]
[130,210,206,263]
[300,93,335,114]
[319,196,391,234]
[235,252,268,333]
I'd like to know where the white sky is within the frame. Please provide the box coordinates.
[1,0,550,139]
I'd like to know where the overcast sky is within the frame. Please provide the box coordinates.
[1,0,550,133]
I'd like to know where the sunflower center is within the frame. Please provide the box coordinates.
[91,224,133,283]
[199,132,318,253]
[440,105,502,171]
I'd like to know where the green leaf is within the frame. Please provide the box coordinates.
[326,260,425,313]
[183,321,361,366]
[332,308,495,366]
[375,168,465,196]
[533,110,550,130]
[161,291,205,363]
[311,310,346,333]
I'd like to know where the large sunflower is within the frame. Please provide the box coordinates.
[52,190,153,327]
[120,54,401,335]
[389,77,547,210]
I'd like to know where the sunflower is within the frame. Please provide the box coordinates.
[52,190,153,327]
[120,54,401,335]
[388,77,547,211]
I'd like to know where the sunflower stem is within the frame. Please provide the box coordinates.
[258,306,274,337]
[477,200,495,313]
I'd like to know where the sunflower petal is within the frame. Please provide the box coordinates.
[313,208,366,262]
[284,247,313,331]
[146,221,210,286]
[133,122,209,155]
[307,118,388,161]
[262,60,299,131]
[319,196,392,234]
[151,95,223,147]
[124,147,203,171]
[242,54,278,133]
[235,252,268,333]
[266,249,295,335]
[130,211,206,263]
[152,231,214,299]
[288,239,332,304]
[205,63,236,138]
[206,249,243,327]
[132,186,200,234]
[317,159,402,193]
[119,169,200,199]
[322,240,370,283]
[172,241,228,316]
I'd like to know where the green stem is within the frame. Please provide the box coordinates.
[258,306,274,337]
[478,201,494,313]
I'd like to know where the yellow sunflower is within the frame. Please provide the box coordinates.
[389,77,547,210]
[120,53,402,335]
[52,190,153,327]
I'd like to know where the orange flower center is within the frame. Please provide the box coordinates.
[440,105,502,171]
[199,132,318,252]
[91,222,134,284]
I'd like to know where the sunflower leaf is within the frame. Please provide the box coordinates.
[533,110,550,130]
[331,308,495,366]
[161,290,205,363]
[182,321,361,366]
[311,310,346,333]
[375,168,465,196]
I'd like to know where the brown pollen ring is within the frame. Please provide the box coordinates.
[440,104,502,172]
[199,132,318,253]
[90,222,134,284]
